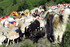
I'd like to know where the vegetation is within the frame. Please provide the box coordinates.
[0,44,6,47]
[20,39,36,47]
[0,0,70,16]
[0,0,70,47]
[62,24,70,47]
[20,24,70,47]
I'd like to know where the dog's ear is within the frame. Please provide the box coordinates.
[53,16,60,28]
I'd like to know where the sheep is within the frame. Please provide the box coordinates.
[6,31,19,46]
[0,34,6,45]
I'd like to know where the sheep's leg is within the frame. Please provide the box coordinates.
[13,39,15,44]
[35,29,37,31]
[15,22,19,27]
[5,23,8,28]
[6,39,9,46]
[0,42,2,45]
[23,34,25,40]
[38,27,40,31]
[17,39,18,44]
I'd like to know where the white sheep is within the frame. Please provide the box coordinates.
[6,31,19,46]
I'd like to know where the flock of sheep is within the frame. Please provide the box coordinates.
[0,3,70,46]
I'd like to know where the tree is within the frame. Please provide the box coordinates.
[0,0,3,1]
[0,7,4,16]
[12,0,17,6]
[64,0,70,3]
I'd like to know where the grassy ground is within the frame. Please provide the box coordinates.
[0,23,70,47]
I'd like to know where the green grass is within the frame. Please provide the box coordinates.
[20,39,36,47]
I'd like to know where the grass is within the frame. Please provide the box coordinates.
[20,39,36,47]
[62,24,70,47]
